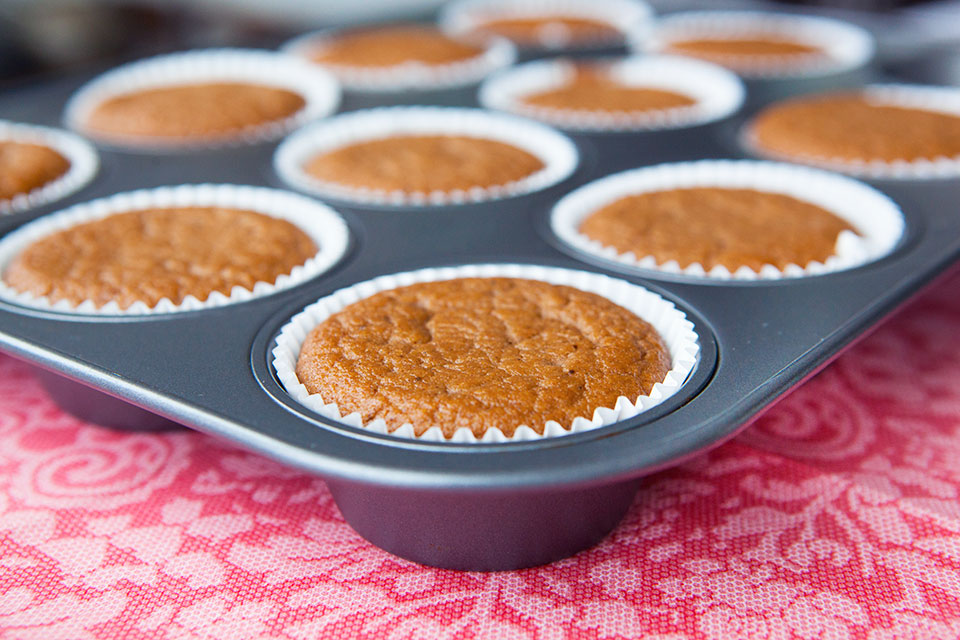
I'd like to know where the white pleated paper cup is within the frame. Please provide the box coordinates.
[0,184,350,316]
[273,263,699,443]
[639,11,874,79]
[743,85,960,181]
[64,49,341,151]
[551,160,904,281]
[282,27,516,92]
[479,55,744,132]
[0,121,98,215]
[274,107,579,206]
[440,0,654,50]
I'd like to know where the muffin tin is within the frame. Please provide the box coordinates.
[1,31,959,571]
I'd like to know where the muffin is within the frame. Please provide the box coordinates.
[4,206,316,309]
[578,187,854,272]
[0,185,350,314]
[0,121,99,215]
[83,83,306,142]
[642,11,874,79]
[285,24,514,91]
[303,135,544,194]
[273,264,700,442]
[551,161,905,280]
[745,86,960,177]
[65,49,340,149]
[296,277,670,439]
[0,141,70,203]
[441,0,653,52]
[274,107,579,205]
[479,55,744,131]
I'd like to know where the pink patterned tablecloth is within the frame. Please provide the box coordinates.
[2,272,960,640]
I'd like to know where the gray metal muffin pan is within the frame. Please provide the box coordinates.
[0,61,957,571]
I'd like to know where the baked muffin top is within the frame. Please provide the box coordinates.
[579,187,855,271]
[0,141,70,202]
[83,82,306,141]
[664,35,825,69]
[3,206,317,309]
[748,92,960,164]
[468,15,621,47]
[308,25,485,67]
[519,66,696,112]
[304,135,545,193]
[295,277,670,438]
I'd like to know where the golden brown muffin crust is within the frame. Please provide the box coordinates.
[84,82,306,141]
[579,187,855,271]
[521,67,696,112]
[296,278,670,438]
[470,15,621,46]
[665,36,823,65]
[749,93,960,163]
[304,135,545,193]
[4,207,317,309]
[0,142,70,202]
[309,25,484,67]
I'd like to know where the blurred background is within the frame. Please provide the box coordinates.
[1,0,959,86]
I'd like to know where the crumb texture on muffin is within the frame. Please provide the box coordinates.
[470,15,621,46]
[0,141,70,202]
[309,25,484,67]
[579,187,855,271]
[3,206,317,308]
[304,135,545,193]
[295,277,670,438]
[520,67,696,112]
[84,82,306,140]
[750,93,960,163]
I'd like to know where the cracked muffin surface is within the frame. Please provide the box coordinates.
[295,277,670,438]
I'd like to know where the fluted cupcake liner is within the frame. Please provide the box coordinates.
[273,263,699,443]
[273,107,578,206]
[0,184,350,315]
[638,11,874,79]
[478,55,744,132]
[64,49,341,151]
[551,160,904,281]
[742,84,960,180]
[0,121,98,215]
[282,27,516,92]
[440,0,653,50]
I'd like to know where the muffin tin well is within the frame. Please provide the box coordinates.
[0,20,958,571]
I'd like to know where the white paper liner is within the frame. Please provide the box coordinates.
[440,0,654,50]
[638,11,875,79]
[0,121,98,215]
[0,184,350,315]
[551,160,904,281]
[743,84,960,180]
[273,263,699,443]
[274,107,579,206]
[282,27,516,92]
[64,49,341,150]
[478,55,744,132]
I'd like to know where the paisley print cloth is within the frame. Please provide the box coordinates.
[2,272,960,639]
